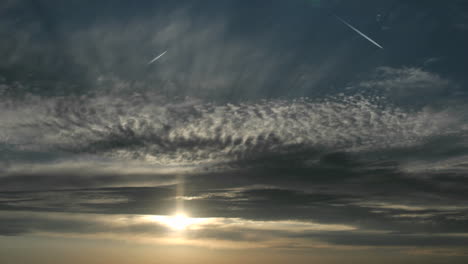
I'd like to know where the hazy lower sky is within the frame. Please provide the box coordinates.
[1,1,468,263]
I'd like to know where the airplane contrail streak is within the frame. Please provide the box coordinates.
[335,15,384,49]
[148,50,168,64]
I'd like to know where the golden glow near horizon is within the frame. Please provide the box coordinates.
[2,210,360,250]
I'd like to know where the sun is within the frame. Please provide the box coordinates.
[145,212,210,231]
[145,212,213,231]
[167,213,193,231]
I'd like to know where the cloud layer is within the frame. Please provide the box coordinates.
[1,0,468,260]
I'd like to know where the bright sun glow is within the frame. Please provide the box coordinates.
[146,212,209,231]
[168,213,192,230]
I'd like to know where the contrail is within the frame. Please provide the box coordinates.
[335,15,384,49]
[148,50,167,64]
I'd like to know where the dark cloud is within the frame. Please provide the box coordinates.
[0,170,177,191]
[0,211,169,237]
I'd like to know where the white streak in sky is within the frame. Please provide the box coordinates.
[148,50,168,64]
[335,15,384,49]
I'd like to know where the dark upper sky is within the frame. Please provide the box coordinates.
[1,1,468,263]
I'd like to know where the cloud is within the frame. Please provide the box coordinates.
[1,70,467,249]
[1,1,468,260]
[0,2,331,100]
[1,67,467,255]
[0,93,461,168]
[0,210,355,248]
[1,209,468,255]
[354,67,456,105]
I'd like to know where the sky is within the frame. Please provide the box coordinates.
[1,0,468,263]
